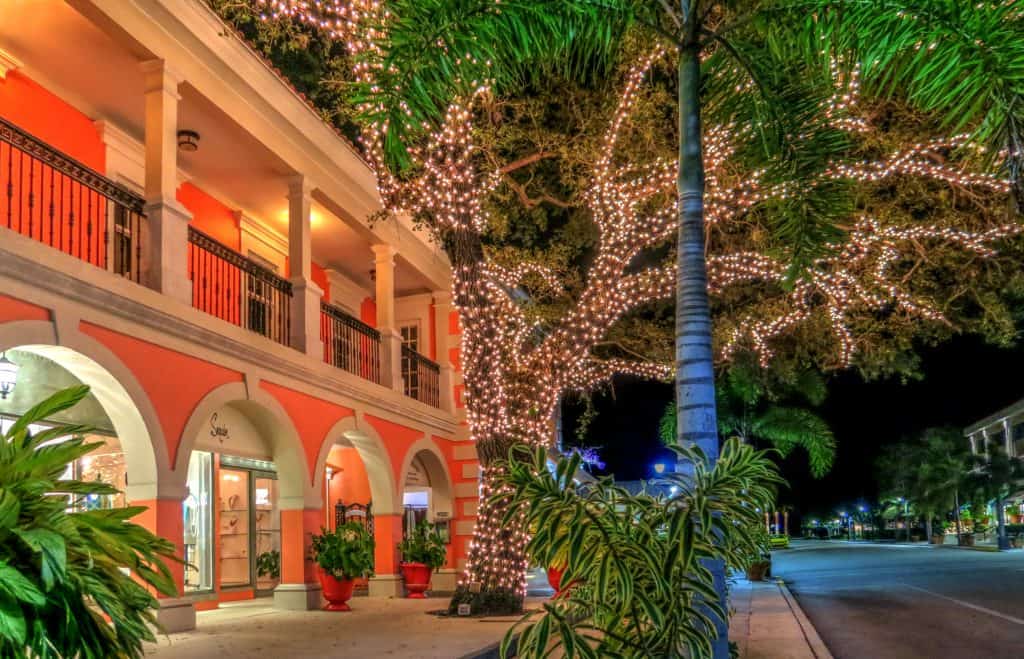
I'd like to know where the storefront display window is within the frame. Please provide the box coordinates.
[220,468,251,588]
[184,451,214,593]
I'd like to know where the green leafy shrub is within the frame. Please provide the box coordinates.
[0,385,178,658]
[310,522,374,580]
[500,438,781,658]
[398,521,447,570]
[256,549,280,579]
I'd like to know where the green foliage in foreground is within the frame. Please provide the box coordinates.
[500,439,782,658]
[0,386,178,659]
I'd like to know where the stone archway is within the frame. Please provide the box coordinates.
[313,414,399,517]
[0,320,169,501]
[398,437,455,524]
[176,381,313,607]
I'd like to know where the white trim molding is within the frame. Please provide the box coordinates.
[0,48,24,79]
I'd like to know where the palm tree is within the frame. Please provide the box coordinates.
[965,444,1024,550]
[916,427,973,544]
[660,365,836,477]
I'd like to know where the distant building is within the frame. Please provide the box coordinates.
[964,399,1024,458]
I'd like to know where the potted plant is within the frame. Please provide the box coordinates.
[310,522,375,611]
[257,549,280,580]
[746,526,772,581]
[398,521,447,598]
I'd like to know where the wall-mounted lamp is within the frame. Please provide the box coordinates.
[325,466,335,481]
[177,130,200,152]
[0,352,18,400]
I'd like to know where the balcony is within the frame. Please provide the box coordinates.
[402,345,440,408]
[321,301,381,384]
[0,116,142,281]
[188,226,292,346]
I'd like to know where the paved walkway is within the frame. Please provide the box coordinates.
[145,596,545,659]
[730,578,833,659]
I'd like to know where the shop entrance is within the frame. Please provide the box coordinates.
[400,447,455,544]
[183,402,283,600]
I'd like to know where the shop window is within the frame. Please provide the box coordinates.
[184,451,214,593]
[401,323,420,399]
[219,468,251,588]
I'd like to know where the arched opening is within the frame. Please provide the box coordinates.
[399,440,454,545]
[314,416,397,595]
[178,385,308,602]
[0,342,164,502]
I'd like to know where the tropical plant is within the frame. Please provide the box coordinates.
[660,364,835,477]
[310,523,375,580]
[0,385,178,659]
[256,549,281,580]
[965,444,1024,550]
[916,427,973,543]
[497,439,781,658]
[397,521,447,571]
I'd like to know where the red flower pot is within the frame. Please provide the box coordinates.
[319,570,356,612]
[546,566,564,595]
[400,562,432,598]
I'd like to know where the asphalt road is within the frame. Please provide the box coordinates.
[773,541,1024,658]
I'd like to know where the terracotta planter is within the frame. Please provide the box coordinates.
[930,534,945,545]
[400,562,432,599]
[959,533,975,547]
[746,560,771,582]
[319,570,356,611]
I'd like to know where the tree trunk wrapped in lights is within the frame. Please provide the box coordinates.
[254,0,1023,614]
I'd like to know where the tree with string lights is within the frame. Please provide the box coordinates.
[249,2,1024,623]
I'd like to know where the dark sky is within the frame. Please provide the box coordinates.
[564,335,1024,524]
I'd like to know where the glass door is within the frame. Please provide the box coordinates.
[219,469,251,587]
[254,474,280,593]
[183,451,214,593]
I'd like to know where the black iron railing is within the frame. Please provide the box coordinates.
[188,226,292,345]
[0,116,142,280]
[321,302,381,383]
[402,345,440,408]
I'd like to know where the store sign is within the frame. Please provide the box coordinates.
[209,413,230,445]
[196,406,273,460]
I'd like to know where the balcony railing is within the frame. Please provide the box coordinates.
[188,226,292,346]
[402,345,440,408]
[321,302,381,384]
[0,116,142,280]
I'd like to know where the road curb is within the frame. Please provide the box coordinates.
[775,578,834,659]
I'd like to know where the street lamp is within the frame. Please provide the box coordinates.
[652,462,667,475]
[0,352,19,400]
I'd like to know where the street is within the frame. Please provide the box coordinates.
[773,541,1024,658]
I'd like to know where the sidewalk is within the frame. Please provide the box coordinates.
[145,596,544,659]
[730,578,833,659]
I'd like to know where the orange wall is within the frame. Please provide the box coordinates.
[79,322,243,466]
[360,297,377,328]
[0,72,110,268]
[325,446,373,516]
[177,183,240,250]
[311,263,330,301]
[260,381,354,484]
[0,71,104,171]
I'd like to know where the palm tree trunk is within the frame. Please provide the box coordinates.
[996,494,1009,550]
[954,489,964,544]
[925,516,933,542]
[676,39,728,659]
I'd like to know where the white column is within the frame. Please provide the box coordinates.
[139,60,191,305]
[287,176,323,357]
[432,289,456,412]
[982,428,991,459]
[373,244,403,391]
[1004,418,1014,457]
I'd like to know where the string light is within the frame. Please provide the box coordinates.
[255,2,1021,598]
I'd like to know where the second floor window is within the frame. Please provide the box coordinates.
[401,323,420,398]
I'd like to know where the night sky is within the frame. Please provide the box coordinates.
[564,335,1024,528]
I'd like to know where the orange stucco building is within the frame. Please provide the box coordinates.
[0,0,479,632]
